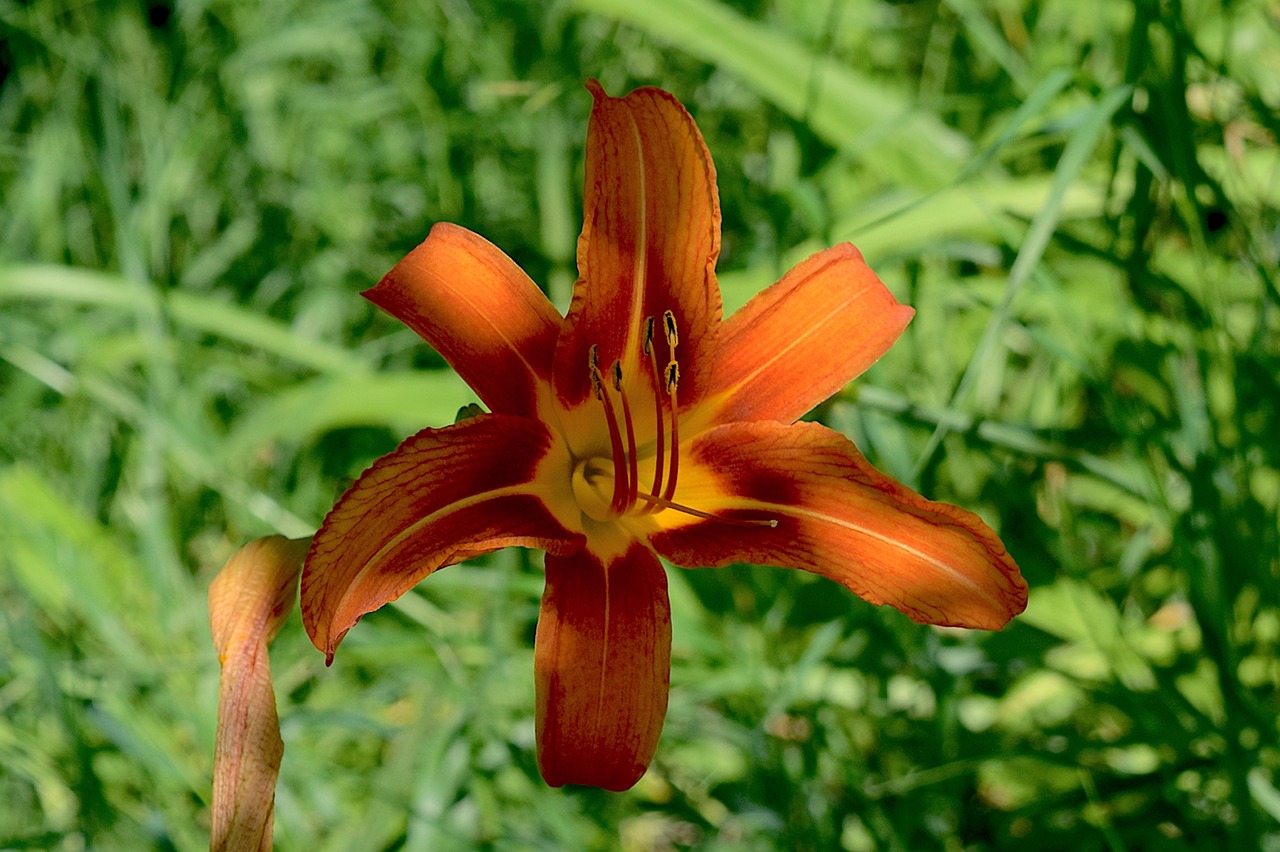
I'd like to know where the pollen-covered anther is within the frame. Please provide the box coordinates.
[663,309,679,349]
[664,361,680,394]
[588,344,604,400]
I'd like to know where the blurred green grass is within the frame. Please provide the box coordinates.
[1,0,1277,849]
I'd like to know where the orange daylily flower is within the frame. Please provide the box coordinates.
[300,81,1027,792]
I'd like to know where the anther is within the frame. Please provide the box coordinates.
[589,344,603,400]
[663,310,679,349]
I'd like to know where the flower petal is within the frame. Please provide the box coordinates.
[705,244,914,426]
[209,535,309,852]
[553,80,722,413]
[651,421,1027,629]
[365,223,563,416]
[301,414,584,661]
[534,542,671,791]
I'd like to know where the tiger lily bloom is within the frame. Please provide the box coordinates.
[299,81,1027,792]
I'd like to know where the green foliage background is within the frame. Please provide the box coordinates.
[2,0,1278,848]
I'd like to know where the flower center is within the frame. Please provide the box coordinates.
[569,311,680,524]
[571,312,776,531]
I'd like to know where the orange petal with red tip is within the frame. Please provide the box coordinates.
[553,80,722,411]
[365,223,563,417]
[208,535,309,852]
[706,243,914,426]
[301,414,584,661]
[534,542,671,791]
[651,421,1027,629]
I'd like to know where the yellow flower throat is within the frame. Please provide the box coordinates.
[569,311,775,531]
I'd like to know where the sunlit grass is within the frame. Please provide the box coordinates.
[1,0,1277,849]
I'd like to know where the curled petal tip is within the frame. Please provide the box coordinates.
[208,534,309,852]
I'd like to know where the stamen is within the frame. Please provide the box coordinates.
[634,491,778,527]
[643,317,666,508]
[612,360,639,512]
[589,345,628,518]
[661,360,680,504]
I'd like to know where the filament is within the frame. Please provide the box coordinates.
[589,345,628,519]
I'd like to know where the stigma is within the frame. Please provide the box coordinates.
[570,312,776,530]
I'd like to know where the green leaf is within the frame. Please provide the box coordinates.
[573,0,970,186]
[0,265,363,374]
[223,370,474,464]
